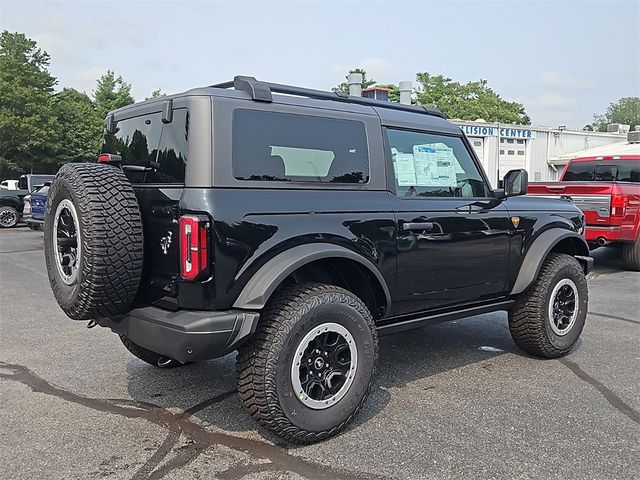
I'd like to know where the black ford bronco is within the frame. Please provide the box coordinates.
[44,76,592,443]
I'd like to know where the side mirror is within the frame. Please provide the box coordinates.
[503,169,528,197]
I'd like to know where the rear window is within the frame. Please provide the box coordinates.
[232,110,369,184]
[101,109,189,184]
[563,160,640,182]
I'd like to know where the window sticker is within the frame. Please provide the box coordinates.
[413,144,458,187]
[395,153,417,186]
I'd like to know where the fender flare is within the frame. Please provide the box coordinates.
[510,228,590,295]
[232,243,391,313]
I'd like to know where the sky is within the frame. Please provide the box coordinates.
[1,0,639,129]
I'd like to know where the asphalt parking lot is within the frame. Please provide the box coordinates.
[1,226,638,480]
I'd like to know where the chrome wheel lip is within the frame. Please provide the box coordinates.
[291,322,358,410]
[53,199,81,285]
[0,208,17,227]
[548,278,578,336]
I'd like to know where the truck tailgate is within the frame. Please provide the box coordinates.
[528,182,614,225]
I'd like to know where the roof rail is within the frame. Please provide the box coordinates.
[209,76,445,118]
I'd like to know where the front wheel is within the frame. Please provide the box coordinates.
[508,253,588,358]
[0,206,19,228]
[237,283,378,444]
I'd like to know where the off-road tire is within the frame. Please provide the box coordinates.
[119,336,183,369]
[237,282,378,444]
[0,205,19,228]
[508,253,588,358]
[44,163,144,320]
[622,238,640,271]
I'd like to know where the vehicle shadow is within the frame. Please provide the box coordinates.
[589,246,628,276]
[125,311,525,444]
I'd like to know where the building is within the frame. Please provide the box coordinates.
[453,120,627,186]
[342,73,630,187]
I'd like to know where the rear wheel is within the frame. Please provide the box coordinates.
[119,336,183,368]
[237,283,378,444]
[622,238,640,271]
[0,206,19,228]
[508,253,588,358]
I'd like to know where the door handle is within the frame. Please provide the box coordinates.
[402,222,434,231]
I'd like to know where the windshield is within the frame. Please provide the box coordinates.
[563,160,640,182]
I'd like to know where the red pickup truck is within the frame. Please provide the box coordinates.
[528,155,640,270]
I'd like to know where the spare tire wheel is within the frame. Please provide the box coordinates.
[44,163,144,320]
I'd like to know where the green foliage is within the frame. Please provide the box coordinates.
[93,70,134,119]
[53,88,103,163]
[415,73,530,124]
[332,68,376,93]
[376,84,401,103]
[592,97,640,132]
[0,30,58,177]
[145,88,165,101]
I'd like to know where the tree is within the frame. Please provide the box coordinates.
[333,69,404,102]
[53,88,103,163]
[93,70,134,119]
[332,68,376,94]
[0,30,58,178]
[592,97,640,132]
[145,88,165,100]
[415,73,530,124]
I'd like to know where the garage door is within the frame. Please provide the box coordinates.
[499,138,526,177]
[469,138,485,168]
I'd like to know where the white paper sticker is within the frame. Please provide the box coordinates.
[412,144,458,187]
[395,153,417,186]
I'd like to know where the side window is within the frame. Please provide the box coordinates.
[386,129,488,198]
[233,110,369,184]
[151,109,188,184]
[102,110,188,184]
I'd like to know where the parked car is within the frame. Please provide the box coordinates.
[44,76,592,444]
[529,154,640,270]
[0,174,55,228]
[0,180,20,190]
[24,183,50,230]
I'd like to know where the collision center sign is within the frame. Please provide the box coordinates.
[460,124,537,139]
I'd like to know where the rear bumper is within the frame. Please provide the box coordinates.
[585,225,621,242]
[98,306,259,363]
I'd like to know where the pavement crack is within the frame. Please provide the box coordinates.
[559,357,640,425]
[589,311,640,326]
[0,361,383,480]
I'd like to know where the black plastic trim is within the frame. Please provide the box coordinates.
[211,75,445,118]
[377,299,515,336]
[232,243,392,313]
[98,307,259,363]
[510,229,590,295]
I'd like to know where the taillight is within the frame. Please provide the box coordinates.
[179,215,210,281]
[610,194,628,217]
[97,153,122,166]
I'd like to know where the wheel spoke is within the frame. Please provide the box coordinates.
[292,323,357,408]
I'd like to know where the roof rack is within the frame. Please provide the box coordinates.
[210,76,445,118]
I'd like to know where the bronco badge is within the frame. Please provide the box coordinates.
[160,231,173,254]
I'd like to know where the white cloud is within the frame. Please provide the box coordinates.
[327,57,395,85]
[524,94,575,110]
[538,71,596,89]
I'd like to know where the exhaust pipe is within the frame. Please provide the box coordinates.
[597,237,608,246]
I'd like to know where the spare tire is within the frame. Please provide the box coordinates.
[44,163,144,320]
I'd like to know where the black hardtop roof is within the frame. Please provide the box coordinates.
[107,76,461,135]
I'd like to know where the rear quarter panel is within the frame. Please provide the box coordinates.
[180,188,396,311]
